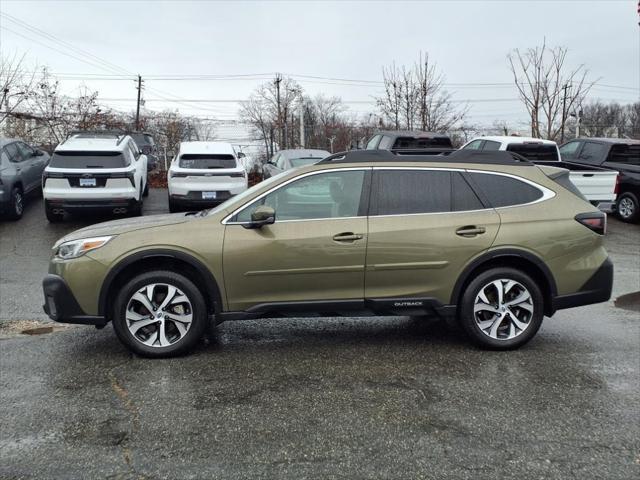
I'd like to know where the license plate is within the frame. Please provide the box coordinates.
[80,178,96,187]
[202,191,217,199]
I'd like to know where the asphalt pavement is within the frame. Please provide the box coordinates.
[0,189,639,479]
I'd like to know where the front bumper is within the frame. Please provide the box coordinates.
[42,274,107,326]
[552,257,614,311]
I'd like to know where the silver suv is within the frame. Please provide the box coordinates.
[0,138,49,220]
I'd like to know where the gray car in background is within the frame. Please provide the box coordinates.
[0,138,49,220]
[262,149,331,178]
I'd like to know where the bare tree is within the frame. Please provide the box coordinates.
[0,53,37,126]
[508,41,594,141]
[376,53,466,132]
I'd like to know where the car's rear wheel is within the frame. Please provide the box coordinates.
[6,186,24,220]
[130,186,143,216]
[143,178,149,197]
[112,270,208,357]
[458,268,543,350]
[44,200,64,223]
[616,192,639,223]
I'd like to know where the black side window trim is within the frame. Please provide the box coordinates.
[460,171,492,209]
[357,170,373,217]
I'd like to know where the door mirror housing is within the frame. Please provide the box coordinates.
[237,152,246,159]
[34,149,45,157]
[244,205,275,229]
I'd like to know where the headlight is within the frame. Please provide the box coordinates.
[54,236,114,259]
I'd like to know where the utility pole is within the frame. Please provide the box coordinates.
[299,96,304,148]
[135,75,143,131]
[560,83,569,143]
[274,74,282,149]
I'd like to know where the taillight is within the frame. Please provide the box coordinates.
[111,171,135,187]
[614,174,621,195]
[575,212,606,235]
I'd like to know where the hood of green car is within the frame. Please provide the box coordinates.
[57,213,193,244]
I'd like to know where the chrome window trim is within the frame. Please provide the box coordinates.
[222,167,371,225]
[222,165,555,224]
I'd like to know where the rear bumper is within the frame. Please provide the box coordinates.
[552,257,613,311]
[42,274,107,326]
[169,192,235,208]
[45,198,138,211]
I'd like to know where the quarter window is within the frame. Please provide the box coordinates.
[374,170,452,215]
[235,170,365,222]
[468,172,543,208]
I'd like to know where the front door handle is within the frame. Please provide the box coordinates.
[333,232,364,242]
[456,226,486,237]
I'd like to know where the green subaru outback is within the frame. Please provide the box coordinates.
[43,150,613,357]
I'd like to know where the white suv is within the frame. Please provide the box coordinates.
[168,141,248,212]
[43,132,148,222]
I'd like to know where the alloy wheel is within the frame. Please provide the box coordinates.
[125,283,193,347]
[618,197,635,219]
[14,191,23,216]
[473,279,534,340]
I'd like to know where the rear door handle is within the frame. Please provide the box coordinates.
[456,226,486,237]
[333,232,364,242]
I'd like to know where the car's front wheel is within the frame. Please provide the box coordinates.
[458,268,544,350]
[616,192,639,223]
[112,271,208,357]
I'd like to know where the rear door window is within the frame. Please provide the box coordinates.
[506,143,558,161]
[468,172,544,208]
[49,151,130,169]
[179,154,237,169]
[577,142,606,165]
[373,170,452,215]
[482,140,501,151]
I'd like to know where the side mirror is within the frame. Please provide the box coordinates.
[237,152,246,159]
[34,149,45,157]
[244,205,275,229]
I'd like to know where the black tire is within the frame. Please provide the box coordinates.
[457,267,544,350]
[143,178,149,197]
[129,185,143,216]
[168,195,180,213]
[44,200,64,223]
[112,270,208,358]
[615,192,639,223]
[6,186,24,220]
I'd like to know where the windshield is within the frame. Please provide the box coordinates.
[290,157,322,168]
[206,170,290,216]
[49,151,129,168]
[179,154,236,169]
[506,143,558,161]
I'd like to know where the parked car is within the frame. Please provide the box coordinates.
[364,130,454,155]
[43,131,149,222]
[43,149,612,358]
[262,149,331,178]
[0,138,50,220]
[167,141,248,212]
[461,136,618,211]
[129,131,159,171]
[559,138,640,223]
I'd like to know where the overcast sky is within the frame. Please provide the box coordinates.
[0,0,638,128]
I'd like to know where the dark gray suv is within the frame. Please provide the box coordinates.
[0,138,49,220]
